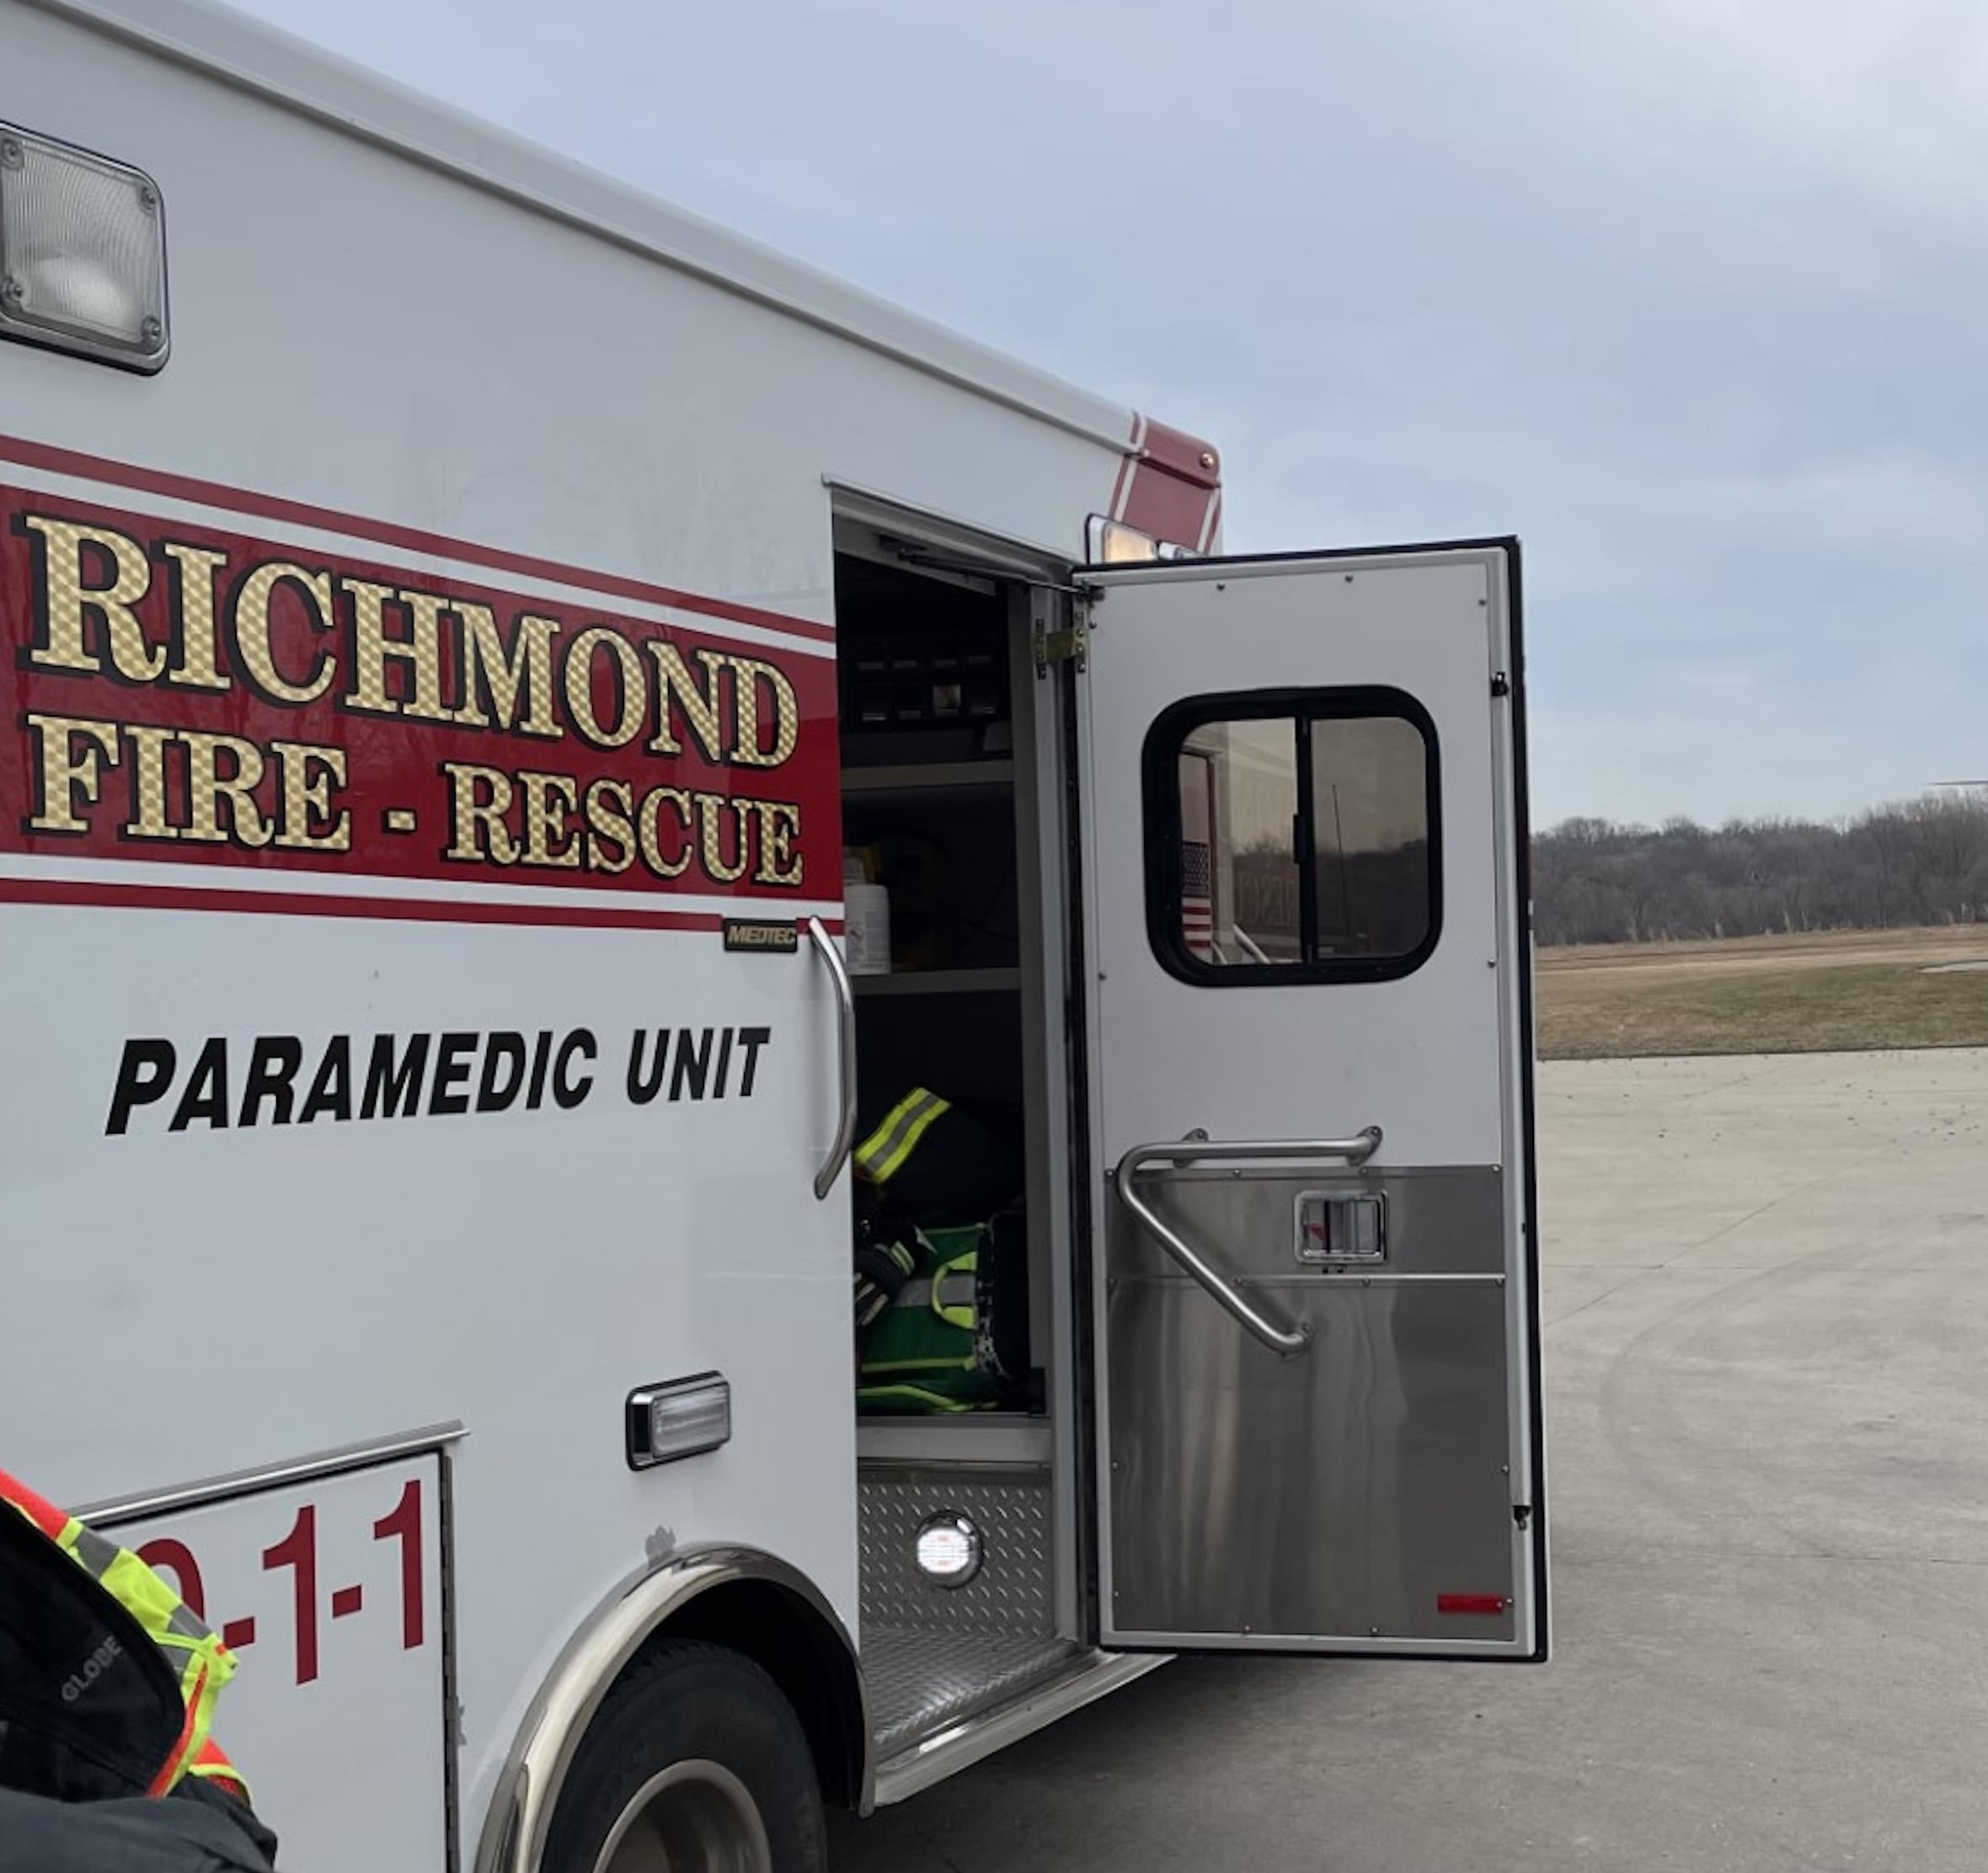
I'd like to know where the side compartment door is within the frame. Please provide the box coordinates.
[1078,542,1546,1658]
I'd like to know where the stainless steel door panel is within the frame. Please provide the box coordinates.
[1104,1167,1519,1647]
[1105,1277,1514,1644]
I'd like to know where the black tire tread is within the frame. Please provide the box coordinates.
[544,1639,826,1873]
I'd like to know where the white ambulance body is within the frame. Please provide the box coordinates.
[0,2,1548,1867]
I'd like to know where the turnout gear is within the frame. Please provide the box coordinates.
[853,1088,1020,1227]
[852,1085,1029,1413]
[854,1088,951,1187]
[0,1467,249,1811]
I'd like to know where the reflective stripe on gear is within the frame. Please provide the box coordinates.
[929,1251,977,1331]
[890,1269,977,1321]
[854,1088,951,1184]
[187,1737,252,1804]
[0,1466,67,1540]
[0,1465,248,1804]
[853,1237,918,1331]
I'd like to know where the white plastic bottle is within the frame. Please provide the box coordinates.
[843,852,892,976]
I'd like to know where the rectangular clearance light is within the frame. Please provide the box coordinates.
[1086,515,1160,564]
[0,122,169,372]
[626,1374,732,1470]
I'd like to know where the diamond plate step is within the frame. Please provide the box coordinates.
[863,1630,1082,1759]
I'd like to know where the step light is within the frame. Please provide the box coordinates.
[0,122,168,372]
[914,1512,983,1588]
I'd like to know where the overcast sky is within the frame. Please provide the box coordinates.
[229,0,1988,829]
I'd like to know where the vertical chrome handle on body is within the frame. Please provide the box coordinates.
[806,916,858,1201]
[1111,1129,1384,1359]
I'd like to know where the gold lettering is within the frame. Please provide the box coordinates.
[232,562,335,705]
[728,657,801,769]
[697,792,750,884]
[344,580,449,721]
[26,713,120,834]
[564,626,646,750]
[644,643,726,762]
[637,785,692,878]
[749,798,804,887]
[442,762,519,865]
[583,777,635,875]
[121,724,180,841]
[24,516,162,681]
[271,741,351,851]
[161,543,232,691]
[180,732,272,848]
[517,770,581,869]
[391,591,455,723]
[344,580,400,714]
[456,606,560,737]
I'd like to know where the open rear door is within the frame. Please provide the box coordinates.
[1077,542,1546,1658]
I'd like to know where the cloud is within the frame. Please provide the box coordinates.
[1694,455,1988,553]
[1531,637,1988,827]
[221,0,1988,824]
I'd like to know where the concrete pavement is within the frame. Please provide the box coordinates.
[831,1051,1988,1871]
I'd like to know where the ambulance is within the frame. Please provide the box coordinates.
[0,2,1548,1867]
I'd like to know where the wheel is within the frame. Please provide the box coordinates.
[544,1641,826,1873]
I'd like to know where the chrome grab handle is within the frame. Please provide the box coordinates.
[806,916,858,1201]
[1111,1129,1384,1360]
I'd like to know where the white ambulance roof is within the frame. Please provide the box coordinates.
[38,0,1137,453]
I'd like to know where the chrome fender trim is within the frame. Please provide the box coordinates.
[473,1545,869,1873]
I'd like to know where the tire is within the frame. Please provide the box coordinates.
[544,1641,826,1873]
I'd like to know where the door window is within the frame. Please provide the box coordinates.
[1143,689,1440,983]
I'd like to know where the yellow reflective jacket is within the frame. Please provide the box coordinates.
[0,1465,248,1803]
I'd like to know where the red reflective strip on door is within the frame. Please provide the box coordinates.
[1437,1593,1509,1617]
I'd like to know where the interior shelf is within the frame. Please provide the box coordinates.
[858,1415,1053,1465]
[852,967,1021,997]
[842,760,1014,803]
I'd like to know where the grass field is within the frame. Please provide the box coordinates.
[1536,926,1988,1059]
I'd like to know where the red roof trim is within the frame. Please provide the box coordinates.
[1109,414,1223,552]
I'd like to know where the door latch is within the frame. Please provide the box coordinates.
[1295,1191,1387,1266]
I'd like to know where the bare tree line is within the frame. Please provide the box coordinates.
[1534,793,1988,947]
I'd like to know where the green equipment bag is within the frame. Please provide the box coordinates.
[856,1214,1029,1415]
